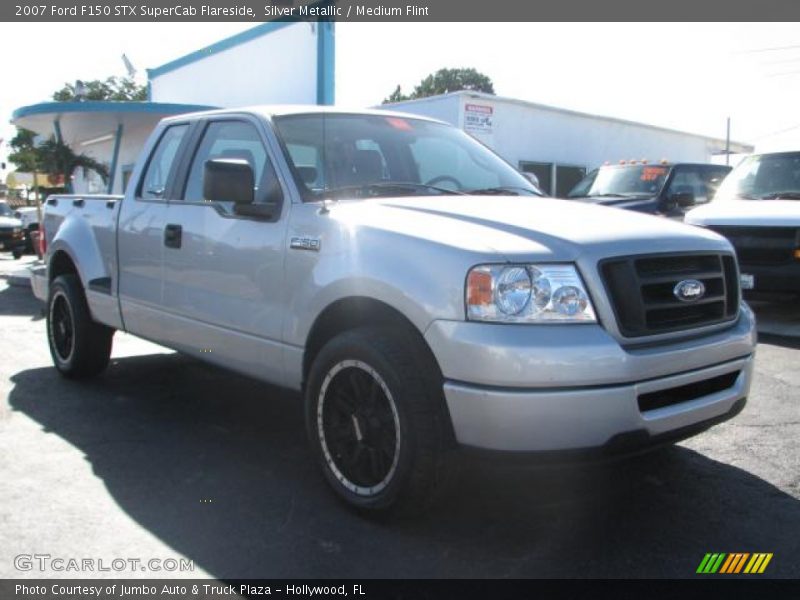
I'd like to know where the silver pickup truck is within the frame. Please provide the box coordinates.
[32,107,756,515]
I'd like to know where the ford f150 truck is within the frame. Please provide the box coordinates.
[32,107,756,515]
[686,151,800,296]
[566,162,732,218]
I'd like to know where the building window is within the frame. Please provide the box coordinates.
[519,161,587,196]
[519,161,552,195]
[555,165,587,197]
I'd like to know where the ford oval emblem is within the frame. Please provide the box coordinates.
[673,279,706,302]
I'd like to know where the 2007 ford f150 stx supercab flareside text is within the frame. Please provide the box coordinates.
[32,107,756,515]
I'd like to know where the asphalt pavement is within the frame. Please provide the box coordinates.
[1,254,798,579]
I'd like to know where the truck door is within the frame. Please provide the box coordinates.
[160,116,291,384]
[117,123,191,343]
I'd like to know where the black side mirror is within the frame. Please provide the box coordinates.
[297,166,318,185]
[204,159,254,205]
[671,190,696,208]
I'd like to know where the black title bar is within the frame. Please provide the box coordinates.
[5,0,800,21]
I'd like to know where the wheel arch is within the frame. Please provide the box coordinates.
[48,248,80,284]
[302,296,443,388]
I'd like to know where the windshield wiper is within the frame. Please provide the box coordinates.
[756,191,800,200]
[466,186,544,196]
[586,192,648,198]
[324,182,466,199]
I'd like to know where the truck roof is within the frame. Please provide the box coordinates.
[161,105,449,126]
[599,162,730,169]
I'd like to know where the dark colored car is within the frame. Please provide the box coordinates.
[0,202,26,259]
[566,162,732,218]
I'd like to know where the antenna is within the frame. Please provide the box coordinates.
[122,53,137,79]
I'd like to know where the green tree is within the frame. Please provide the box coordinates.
[8,129,40,173]
[36,138,109,187]
[53,76,147,101]
[8,129,108,194]
[383,68,495,104]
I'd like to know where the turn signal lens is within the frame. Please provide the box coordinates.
[794,248,800,260]
[467,269,493,306]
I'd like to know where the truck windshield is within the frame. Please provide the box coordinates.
[271,113,543,201]
[567,165,670,199]
[714,152,800,201]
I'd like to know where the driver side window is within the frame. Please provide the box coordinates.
[183,120,280,205]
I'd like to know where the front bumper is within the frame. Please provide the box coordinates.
[0,234,26,252]
[739,261,800,293]
[425,307,756,453]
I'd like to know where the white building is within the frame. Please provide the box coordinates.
[386,91,753,196]
[12,24,752,199]
[11,21,334,195]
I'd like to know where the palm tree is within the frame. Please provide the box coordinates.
[36,137,109,191]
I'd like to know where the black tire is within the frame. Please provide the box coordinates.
[46,274,114,379]
[305,327,455,516]
[12,249,22,259]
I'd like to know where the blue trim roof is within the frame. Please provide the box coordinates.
[12,101,216,121]
[147,21,296,79]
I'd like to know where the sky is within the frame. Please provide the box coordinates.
[1,22,799,165]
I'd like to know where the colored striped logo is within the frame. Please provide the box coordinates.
[696,553,773,574]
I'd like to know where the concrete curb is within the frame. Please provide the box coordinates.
[1,271,32,288]
[6,275,31,288]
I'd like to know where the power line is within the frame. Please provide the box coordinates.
[765,70,800,78]
[763,57,800,65]
[752,122,800,139]
[743,43,800,53]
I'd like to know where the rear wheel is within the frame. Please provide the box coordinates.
[47,274,114,378]
[305,327,455,516]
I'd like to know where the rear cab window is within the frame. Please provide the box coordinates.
[138,124,189,200]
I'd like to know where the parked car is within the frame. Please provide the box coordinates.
[0,201,26,259]
[685,150,800,296]
[13,206,41,254]
[566,162,732,217]
[32,107,755,515]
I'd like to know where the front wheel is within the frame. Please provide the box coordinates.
[305,327,455,516]
[47,274,114,378]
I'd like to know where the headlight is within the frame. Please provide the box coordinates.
[466,264,596,323]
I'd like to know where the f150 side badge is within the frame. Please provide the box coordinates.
[290,236,321,252]
[674,279,705,302]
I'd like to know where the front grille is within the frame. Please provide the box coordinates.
[601,252,739,337]
[638,371,740,413]
[707,226,799,266]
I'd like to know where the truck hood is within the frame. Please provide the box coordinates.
[572,195,659,213]
[573,194,655,206]
[330,195,731,260]
[686,199,800,227]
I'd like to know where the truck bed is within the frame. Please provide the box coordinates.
[34,194,124,327]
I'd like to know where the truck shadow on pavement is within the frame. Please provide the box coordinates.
[9,353,800,578]
[0,281,44,321]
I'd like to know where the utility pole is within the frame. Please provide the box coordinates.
[725,117,731,166]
